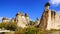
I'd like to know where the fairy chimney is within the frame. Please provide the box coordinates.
[35,17,40,26]
[2,17,9,23]
[15,12,30,28]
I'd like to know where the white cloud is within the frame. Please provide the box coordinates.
[56,11,60,15]
[0,17,3,20]
[0,17,3,22]
[49,0,60,6]
[8,18,12,20]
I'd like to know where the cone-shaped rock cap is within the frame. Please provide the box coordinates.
[45,2,50,7]
[25,13,29,17]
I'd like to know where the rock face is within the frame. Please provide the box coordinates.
[2,17,9,23]
[39,2,60,30]
[46,10,60,30]
[15,12,30,28]
[39,10,48,30]
[35,17,40,27]
[2,12,30,28]
[11,18,15,22]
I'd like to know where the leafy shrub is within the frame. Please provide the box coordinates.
[0,22,44,34]
[15,26,44,34]
[0,22,17,31]
[29,20,35,26]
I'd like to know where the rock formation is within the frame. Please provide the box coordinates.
[39,2,60,30]
[34,17,40,27]
[11,18,15,22]
[2,17,9,23]
[2,2,60,30]
[2,12,30,28]
[15,12,30,28]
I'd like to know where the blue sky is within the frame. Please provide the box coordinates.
[0,0,60,21]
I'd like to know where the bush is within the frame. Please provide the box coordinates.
[0,23,8,29]
[15,26,44,34]
[0,22,44,34]
[0,22,17,31]
[15,27,26,34]
[29,20,35,26]
[6,22,17,31]
[25,26,44,34]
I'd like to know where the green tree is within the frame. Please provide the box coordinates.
[7,22,17,31]
[0,22,17,31]
[15,27,25,34]
[0,22,8,29]
[15,26,44,34]
[25,26,44,34]
[29,20,35,26]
